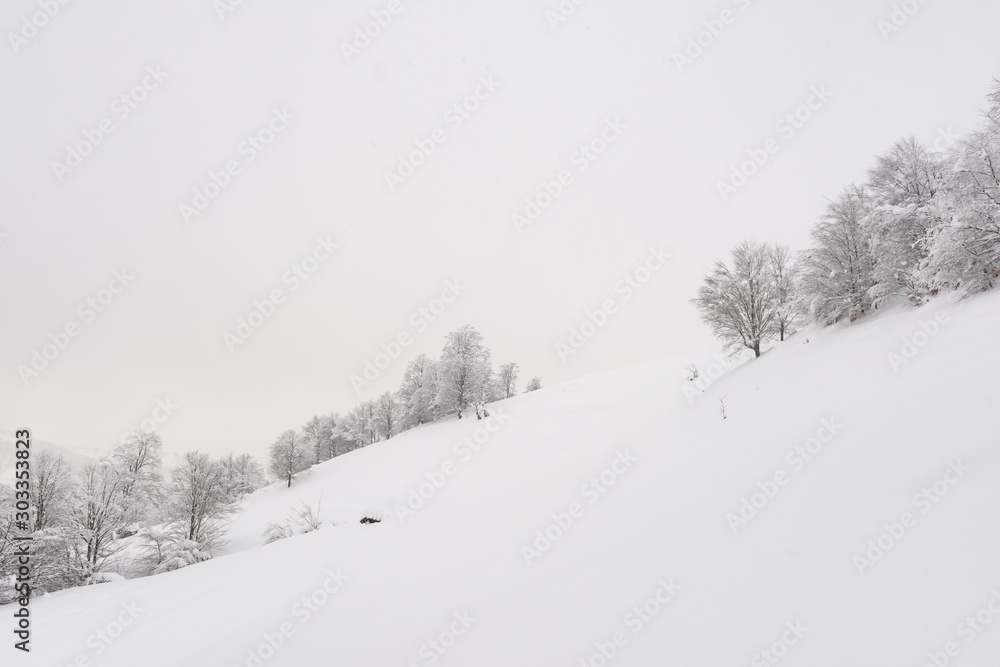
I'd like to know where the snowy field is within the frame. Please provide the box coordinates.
[19,290,1000,667]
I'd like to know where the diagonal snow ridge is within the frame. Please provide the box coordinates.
[21,291,1000,666]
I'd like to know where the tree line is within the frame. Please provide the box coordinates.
[0,432,266,602]
[694,78,1000,356]
[0,324,539,600]
[268,324,541,486]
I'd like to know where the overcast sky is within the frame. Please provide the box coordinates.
[1,0,998,460]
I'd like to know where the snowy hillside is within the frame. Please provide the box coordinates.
[20,292,1000,666]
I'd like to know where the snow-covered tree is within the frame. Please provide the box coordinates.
[797,186,877,324]
[373,392,402,440]
[766,244,801,342]
[268,430,315,487]
[166,452,232,545]
[0,518,87,601]
[863,137,943,304]
[342,401,379,448]
[302,413,340,463]
[398,354,439,428]
[30,450,75,531]
[921,81,1000,294]
[148,526,214,575]
[74,459,130,567]
[1,489,80,602]
[496,362,519,399]
[218,453,266,500]
[525,377,542,392]
[0,452,91,599]
[112,430,164,524]
[692,239,780,358]
[436,325,493,418]
[327,422,355,458]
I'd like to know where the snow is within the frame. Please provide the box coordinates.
[15,292,1000,666]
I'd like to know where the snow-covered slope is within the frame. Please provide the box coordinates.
[18,292,1000,666]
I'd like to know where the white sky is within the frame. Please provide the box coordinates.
[2,0,998,460]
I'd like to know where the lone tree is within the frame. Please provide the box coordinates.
[692,239,780,358]
[268,430,314,488]
[524,377,542,392]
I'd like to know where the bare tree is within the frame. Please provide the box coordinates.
[138,451,234,575]
[268,430,315,488]
[496,362,519,399]
[692,240,779,358]
[112,431,164,524]
[30,450,75,531]
[373,392,401,440]
[525,377,542,392]
[766,244,801,342]
[167,452,232,543]
[75,460,129,567]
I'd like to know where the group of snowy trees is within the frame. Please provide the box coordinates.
[695,78,1000,355]
[0,432,266,602]
[269,325,541,487]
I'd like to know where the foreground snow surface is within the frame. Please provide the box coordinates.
[15,292,1000,666]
